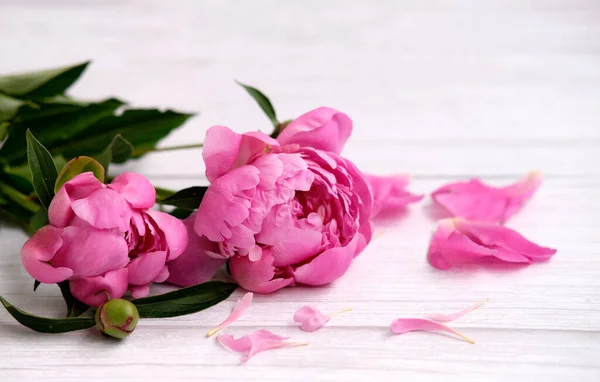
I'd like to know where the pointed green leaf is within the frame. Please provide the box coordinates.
[13,95,87,122]
[154,186,176,201]
[1,98,124,165]
[0,93,29,122]
[96,134,134,172]
[132,282,237,318]
[0,61,89,98]
[33,280,41,291]
[26,130,58,209]
[236,81,279,128]
[54,156,104,193]
[158,186,208,210]
[0,122,8,140]
[58,281,90,318]
[0,295,95,333]
[50,109,193,160]
[169,208,194,219]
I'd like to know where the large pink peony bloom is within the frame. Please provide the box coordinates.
[21,172,188,306]
[168,107,419,292]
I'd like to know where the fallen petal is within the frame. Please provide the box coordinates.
[431,172,542,223]
[390,318,475,344]
[425,299,488,322]
[293,306,352,332]
[207,292,253,337]
[218,329,308,363]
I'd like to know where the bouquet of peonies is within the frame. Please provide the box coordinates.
[0,62,556,354]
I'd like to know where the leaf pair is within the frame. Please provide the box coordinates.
[0,282,238,333]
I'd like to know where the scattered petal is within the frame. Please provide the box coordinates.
[293,305,352,332]
[207,292,253,337]
[218,329,308,363]
[426,299,488,322]
[428,218,557,270]
[390,318,475,344]
[365,174,424,218]
[431,172,542,223]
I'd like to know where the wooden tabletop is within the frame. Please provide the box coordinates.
[0,1,598,381]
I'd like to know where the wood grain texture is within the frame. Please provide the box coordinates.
[1,1,599,381]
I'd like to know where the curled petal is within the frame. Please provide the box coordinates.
[365,174,424,218]
[69,268,128,307]
[218,329,308,363]
[203,125,280,182]
[390,318,475,344]
[20,225,72,284]
[194,165,260,244]
[146,210,188,260]
[48,172,103,227]
[293,234,359,286]
[108,172,156,209]
[207,292,253,337]
[167,214,226,287]
[277,107,352,154]
[431,172,542,223]
[50,226,129,277]
[427,219,557,270]
[293,306,352,332]
[127,251,168,286]
[71,188,132,232]
[229,250,294,293]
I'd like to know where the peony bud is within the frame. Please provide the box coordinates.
[95,299,140,339]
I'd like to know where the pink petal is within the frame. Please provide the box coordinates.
[146,210,189,260]
[293,306,329,332]
[194,165,261,244]
[355,221,374,258]
[20,225,73,284]
[108,172,156,209]
[277,107,352,154]
[130,284,150,298]
[293,234,359,286]
[426,299,489,322]
[206,292,253,337]
[229,250,294,293]
[217,329,307,363]
[50,226,129,277]
[427,219,557,270]
[431,172,542,223]
[127,251,168,286]
[390,318,475,344]
[203,126,280,183]
[365,174,424,218]
[166,213,226,287]
[71,188,132,232]
[48,172,103,227]
[69,268,128,307]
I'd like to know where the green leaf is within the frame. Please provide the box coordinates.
[155,186,176,201]
[158,186,208,209]
[28,206,49,233]
[0,295,95,333]
[133,282,237,318]
[13,95,87,122]
[33,280,41,291]
[169,208,194,219]
[54,156,104,193]
[236,81,279,128]
[0,61,89,98]
[0,93,29,122]
[57,281,90,318]
[0,181,39,213]
[26,130,58,209]
[0,122,8,140]
[51,109,193,160]
[96,134,134,172]
[1,98,124,165]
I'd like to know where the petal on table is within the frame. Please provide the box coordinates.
[390,318,475,344]
[207,292,253,337]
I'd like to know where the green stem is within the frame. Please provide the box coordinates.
[151,143,203,153]
[0,182,39,213]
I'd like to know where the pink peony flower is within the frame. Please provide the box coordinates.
[169,107,420,292]
[21,172,188,306]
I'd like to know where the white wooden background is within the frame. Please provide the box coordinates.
[1,1,599,381]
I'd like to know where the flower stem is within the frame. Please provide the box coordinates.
[150,143,204,153]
